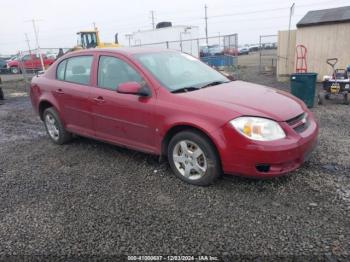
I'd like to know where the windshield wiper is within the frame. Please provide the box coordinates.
[171,87,200,93]
[171,80,229,93]
[200,80,229,89]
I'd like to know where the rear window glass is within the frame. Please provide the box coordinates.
[57,56,93,85]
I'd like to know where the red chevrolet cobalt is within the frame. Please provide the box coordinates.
[30,48,318,185]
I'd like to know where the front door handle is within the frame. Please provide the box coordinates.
[93,96,106,103]
[55,88,64,94]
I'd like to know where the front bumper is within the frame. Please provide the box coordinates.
[215,114,319,178]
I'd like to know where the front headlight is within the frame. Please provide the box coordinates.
[230,117,286,141]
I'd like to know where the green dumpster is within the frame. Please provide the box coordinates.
[290,73,317,108]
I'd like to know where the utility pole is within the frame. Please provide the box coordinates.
[286,3,295,75]
[204,4,208,46]
[150,10,155,30]
[27,19,45,72]
[24,33,34,73]
[24,33,32,54]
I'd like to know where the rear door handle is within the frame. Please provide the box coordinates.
[93,96,106,103]
[55,88,64,94]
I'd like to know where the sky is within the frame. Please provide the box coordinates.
[1,0,349,55]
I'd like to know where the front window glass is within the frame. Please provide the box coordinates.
[98,56,143,90]
[81,33,97,48]
[135,51,228,91]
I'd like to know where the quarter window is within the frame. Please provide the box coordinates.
[57,56,93,85]
[56,60,67,81]
[98,56,143,90]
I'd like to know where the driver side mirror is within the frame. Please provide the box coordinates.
[117,81,151,97]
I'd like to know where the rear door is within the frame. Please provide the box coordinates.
[53,55,95,137]
[90,54,157,153]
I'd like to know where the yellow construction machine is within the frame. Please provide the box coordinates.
[73,27,121,51]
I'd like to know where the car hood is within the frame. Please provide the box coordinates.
[179,81,305,122]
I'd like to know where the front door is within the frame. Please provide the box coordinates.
[90,55,157,153]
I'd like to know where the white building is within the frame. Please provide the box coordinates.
[130,25,200,57]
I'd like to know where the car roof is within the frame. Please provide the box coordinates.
[72,47,177,56]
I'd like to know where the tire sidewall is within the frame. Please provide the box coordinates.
[11,67,19,74]
[43,108,68,145]
[168,130,221,186]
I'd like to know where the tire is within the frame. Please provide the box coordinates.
[317,92,324,105]
[43,107,72,144]
[0,87,4,100]
[167,130,221,186]
[10,67,20,74]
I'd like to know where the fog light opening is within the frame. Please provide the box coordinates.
[256,164,270,173]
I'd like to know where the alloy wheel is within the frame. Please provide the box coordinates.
[45,114,60,141]
[172,140,207,180]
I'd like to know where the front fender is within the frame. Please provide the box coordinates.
[157,114,225,155]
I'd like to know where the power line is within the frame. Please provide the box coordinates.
[1,0,348,50]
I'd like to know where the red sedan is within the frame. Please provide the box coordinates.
[30,48,318,185]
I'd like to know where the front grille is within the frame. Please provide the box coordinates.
[286,113,308,133]
[293,121,309,133]
[286,113,305,126]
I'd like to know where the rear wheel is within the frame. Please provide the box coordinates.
[168,130,221,186]
[43,107,72,144]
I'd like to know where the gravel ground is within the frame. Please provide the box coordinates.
[0,73,349,261]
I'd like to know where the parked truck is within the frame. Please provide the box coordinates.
[7,54,54,74]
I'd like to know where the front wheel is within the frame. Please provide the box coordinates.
[168,130,221,186]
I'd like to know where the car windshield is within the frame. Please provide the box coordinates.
[135,51,229,92]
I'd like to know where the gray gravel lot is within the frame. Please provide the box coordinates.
[0,72,349,260]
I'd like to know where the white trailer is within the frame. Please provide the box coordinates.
[131,25,200,57]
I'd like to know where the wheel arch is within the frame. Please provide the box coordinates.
[38,100,54,120]
[161,124,221,160]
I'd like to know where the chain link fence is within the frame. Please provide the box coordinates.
[5,48,70,74]
[1,48,69,88]
[131,33,239,73]
[258,34,278,74]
